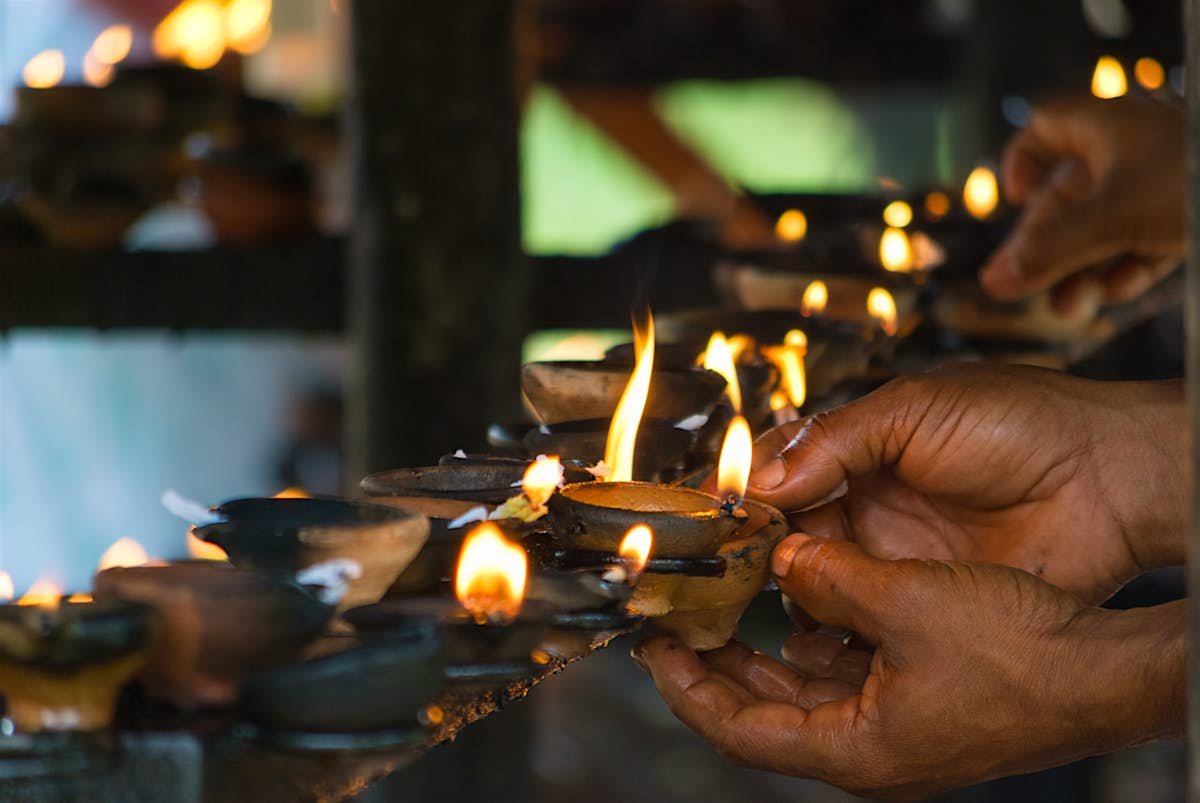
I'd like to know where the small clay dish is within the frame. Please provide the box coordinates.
[520,361,726,425]
[361,463,594,505]
[547,481,744,558]
[523,419,694,481]
[194,497,430,611]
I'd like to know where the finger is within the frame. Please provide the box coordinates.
[781,594,820,631]
[1001,126,1055,206]
[1049,271,1104,317]
[781,632,873,686]
[701,640,861,707]
[1099,257,1179,303]
[787,501,852,540]
[633,635,850,774]
[771,534,897,643]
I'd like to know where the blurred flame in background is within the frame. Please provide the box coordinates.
[273,487,310,498]
[1092,55,1128,99]
[1134,57,1165,91]
[187,530,229,561]
[882,201,913,229]
[23,50,66,88]
[154,0,272,69]
[0,572,13,602]
[867,287,898,336]
[701,332,742,413]
[83,52,116,87]
[98,537,150,571]
[801,280,828,316]
[17,577,62,608]
[92,24,133,65]
[879,227,915,272]
[963,167,999,220]
[924,191,951,221]
[775,209,808,243]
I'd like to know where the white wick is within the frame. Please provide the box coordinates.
[161,489,223,526]
[450,506,490,528]
[296,559,362,606]
[675,413,709,432]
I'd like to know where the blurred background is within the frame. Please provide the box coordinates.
[0,0,1186,800]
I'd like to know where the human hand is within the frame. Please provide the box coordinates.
[634,535,1184,800]
[743,364,1184,604]
[979,96,1185,314]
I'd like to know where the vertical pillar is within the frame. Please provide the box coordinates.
[345,0,528,481]
[1186,1,1200,799]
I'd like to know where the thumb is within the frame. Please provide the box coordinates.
[771,534,895,644]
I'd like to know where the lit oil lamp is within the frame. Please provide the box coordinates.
[0,578,153,733]
[191,496,432,611]
[362,459,595,506]
[867,287,899,337]
[346,522,552,685]
[962,166,1000,222]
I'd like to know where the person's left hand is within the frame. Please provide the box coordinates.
[633,535,1183,800]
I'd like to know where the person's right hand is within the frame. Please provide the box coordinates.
[979,96,1185,314]
[746,364,1185,604]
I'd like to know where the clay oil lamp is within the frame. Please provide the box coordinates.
[345,522,551,685]
[0,576,153,734]
[523,419,694,483]
[361,460,594,507]
[239,621,445,749]
[190,496,431,611]
[93,562,336,709]
[547,311,788,649]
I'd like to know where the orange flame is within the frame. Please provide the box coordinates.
[23,50,65,89]
[522,455,563,509]
[1134,57,1165,91]
[716,416,753,506]
[66,593,93,604]
[83,52,116,87]
[93,24,133,65]
[98,537,150,572]
[701,332,742,413]
[618,525,653,574]
[775,209,808,243]
[924,191,951,220]
[801,280,828,317]
[867,287,898,336]
[727,334,756,363]
[882,200,913,229]
[155,0,227,70]
[17,577,62,609]
[454,522,528,623]
[187,530,229,561]
[604,309,655,483]
[273,487,310,499]
[880,227,915,273]
[226,0,272,54]
[1092,56,1127,99]
[963,167,999,221]
[769,390,790,412]
[0,572,12,602]
[764,330,807,409]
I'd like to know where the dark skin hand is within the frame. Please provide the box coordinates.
[979,95,1185,315]
[634,535,1185,800]
[741,363,1185,605]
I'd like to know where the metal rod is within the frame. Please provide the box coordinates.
[1187,0,1200,798]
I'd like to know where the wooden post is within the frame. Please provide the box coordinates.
[345,0,527,480]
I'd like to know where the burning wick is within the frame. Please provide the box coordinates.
[601,524,654,585]
[716,416,753,514]
[492,455,564,522]
[455,522,528,625]
[701,332,742,413]
[801,281,828,317]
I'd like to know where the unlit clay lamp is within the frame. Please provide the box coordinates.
[191,496,430,610]
[93,562,334,708]
[361,461,594,506]
[523,418,694,482]
[0,592,152,733]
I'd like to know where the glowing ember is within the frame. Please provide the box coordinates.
[23,50,65,89]
[879,227,915,272]
[83,52,115,87]
[801,280,828,317]
[522,455,563,509]
[273,487,310,499]
[867,287,898,336]
[187,529,229,561]
[882,200,913,229]
[924,191,951,220]
[775,209,808,243]
[98,537,150,571]
[701,332,742,413]
[716,416,753,508]
[963,167,999,221]
[1092,56,1128,99]
[0,572,12,602]
[604,309,655,484]
[92,24,133,65]
[17,578,62,609]
[454,522,528,624]
[618,525,653,574]
[1134,57,1165,91]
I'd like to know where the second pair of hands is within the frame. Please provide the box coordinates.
[638,365,1186,798]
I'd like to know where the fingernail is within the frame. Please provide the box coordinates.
[630,644,649,674]
[750,457,787,490]
[772,535,811,576]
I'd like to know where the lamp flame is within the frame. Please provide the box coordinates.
[273,487,310,499]
[924,191,951,221]
[17,577,62,609]
[604,309,655,483]
[727,334,756,363]
[775,209,808,243]
[1092,56,1128,99]
[522,455,563,509]
[618,525,653,574]
[882,200,913,229]
[770,390,789,412]
[1134,57,1165,91]
[187,529,229,561]
[867,287,898,336]
[98,537,150,571]
[765,330,807,409]
[83,52,116,87]
[454,522,528,624]
[716,416,753,508]
[226,0,272,54]
[963,167,999,221]
[155,0,227,70]
[0,572,12,602]
[801,281,828,317]
[93,24,133,65]
[701,332,742,413]
[880,227,915,273]
[23,50,65,89]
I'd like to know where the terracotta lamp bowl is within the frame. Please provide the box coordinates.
[193,497,430,611]
[0,600,153,733]
[547,481,743,558]
[520,361,727,425]
[523,419,695,481]
[361,463,594,506]
[93,562,333,709]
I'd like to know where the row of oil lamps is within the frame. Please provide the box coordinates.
[0,242,910,750]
